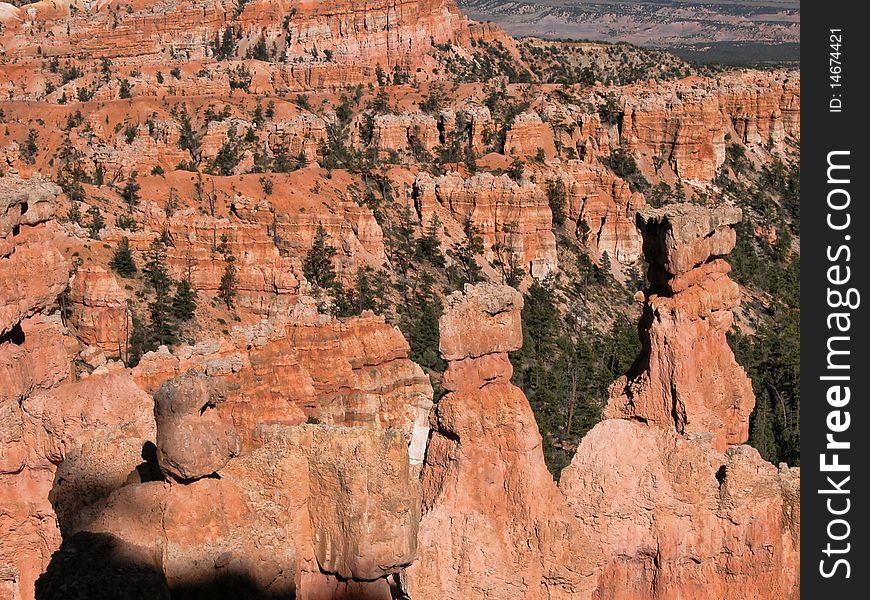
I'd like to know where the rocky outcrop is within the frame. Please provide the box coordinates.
[414,172,558,280]
[618,71,800,181]
[67,266,130,356]
[0,177,67,336]
[559,203,799,599]
[0,175,156,599]
[560,420,800,600]
[2,0,472,93]
[505,112,557,160]
[604,204,754,450]
[545,161,645,263]
[368,113,441,158]
[405,283,589,599]
[133,306,433,462]
[153,372,240,482]
[77,416,419,598]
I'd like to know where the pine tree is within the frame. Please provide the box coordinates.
[508,156,524,182]
[415,214,445,267]
[86,205,104,239]
[218,256,238,309]
[171,278,197,321]
[303,226,337,289]
[120,171,140,209]
[148,294,177,347]
[110,236,137,277]
[127,311,155,367]
[749,393,778,463]
[68,201,82,225]
[402,272,445,373]
[447,218,485,287]
[143,238,172,295]
[546,179,567,227]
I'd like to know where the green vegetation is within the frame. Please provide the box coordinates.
[303,226,338,290]
[722,145,800,465]
[600,148,649,193]
[510,282,640,476]
[86,205,104,239]
[519,40,699,86]
[110,237,137,277]
[171,278,198,321]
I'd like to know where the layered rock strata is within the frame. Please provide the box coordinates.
[414,172,558,279]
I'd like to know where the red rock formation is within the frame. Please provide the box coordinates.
[414,172,558,280]
[1,0,473,93]
[505,111,557,160]
[604,205,754,450]
[558,203,799,599]
[0,177,68,336]
[368,113,441,158]
[153,372,240,481]
[618,71,800,181]
[0,175,156,599]
[133,307,433,462]
[67,266,130,356]
[560,420,800,600]
[1,368,156,600]
[405,283,589,599]
[81,420,418,599]
[543,161,645,263]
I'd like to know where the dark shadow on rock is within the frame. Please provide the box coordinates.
[136,441,165,483]
[35,532,170,600]
[36,531,298,600]
[170,572,295,600]
[49,442,165,537]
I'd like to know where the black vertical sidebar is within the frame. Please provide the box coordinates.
[802,4,869,598]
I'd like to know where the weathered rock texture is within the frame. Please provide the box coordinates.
[560,204,799,599]
[605,204,755,450]
[405,283,589,599]
[549,161,646,263]
[415,172,558,279]
[618,72,800,181]
[132,306,433,462]
[0,175,156,600]
[1,0,472,93]
[79,422,418,599]
[67,267,130,356]
[0,177,67,336]
[153,372,240,481]
[560,420,801,600]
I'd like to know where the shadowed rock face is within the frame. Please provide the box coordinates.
[82,424,419,600]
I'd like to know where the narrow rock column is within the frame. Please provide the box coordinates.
[403,283,589,600]
[604,204,755,450]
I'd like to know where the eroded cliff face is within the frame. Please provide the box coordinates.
[1,170,799,600]
[0,0,472,97]
[0,177,154,600]
[414,172,558,279]
[0,0,801,596]
[618,72,800,182]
